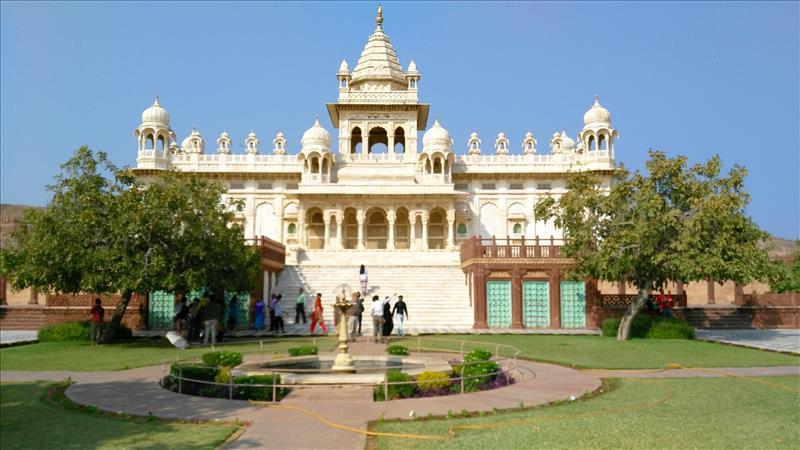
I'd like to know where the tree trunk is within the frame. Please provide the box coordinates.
[617,287,650,341]
[99,289,132,344]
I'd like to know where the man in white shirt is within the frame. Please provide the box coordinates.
[370,295,384,343]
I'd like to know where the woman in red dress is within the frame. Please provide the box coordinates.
[310,293,327,334]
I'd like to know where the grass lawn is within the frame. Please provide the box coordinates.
[0,336,338,371]
[392,334,800,369]
[0,382,238,450]
[370,376,800,449]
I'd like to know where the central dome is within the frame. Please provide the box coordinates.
[350,5,407,88]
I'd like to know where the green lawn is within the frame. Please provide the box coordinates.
[370,376,800,449]
[392,335,800,369]
[0,382,238,450]
[0,336,338,371]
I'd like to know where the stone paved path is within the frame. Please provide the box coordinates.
[696,329,800,354]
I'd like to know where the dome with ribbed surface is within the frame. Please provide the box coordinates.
[301,118,331,149]
[583,95,611,126]
[422,119,452,150]
[141,97,169,126]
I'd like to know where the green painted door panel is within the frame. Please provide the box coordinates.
[486,280,512,328]
[523,281,550,327]
[560,281,586,328]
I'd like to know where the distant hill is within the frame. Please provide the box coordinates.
[0,203,797,257]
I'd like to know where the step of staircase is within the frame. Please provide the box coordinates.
[272,252,472,334]
[682,307,754,329]
[0,307,47,330]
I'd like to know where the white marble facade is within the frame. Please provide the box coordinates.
[134,6,617,255]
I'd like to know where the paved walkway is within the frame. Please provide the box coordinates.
[696,329,800,354]
[0,330,37,346]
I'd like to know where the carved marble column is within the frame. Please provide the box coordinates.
[409,213,417,250]
[446,209,456,249]
[335,214,344,250]
[356,208,365,250]
[388,134,395,154]
[387,208,396,250]
[421,219,429,250]
[323,214,331,249]
[297,207,306,248]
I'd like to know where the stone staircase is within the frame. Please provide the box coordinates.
[682,307,754,329]
[0,306,46,330]
[272,250,473,335]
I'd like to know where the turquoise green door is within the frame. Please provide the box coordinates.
[486,280,512,328]
[560,281,586,328]
[523,281,550,327]
[148,291,175,329]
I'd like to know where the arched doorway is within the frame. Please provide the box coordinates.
[368,127,388,154]
[394,127,405,153]
[366,208,388,249]
[428,208,446,249]
[307,209,325,249]
[395,207,411,249]
[343,208,358,249]
[255,202,280,241]
[351,127,363,153]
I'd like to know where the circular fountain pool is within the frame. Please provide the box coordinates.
[234,355,452,385]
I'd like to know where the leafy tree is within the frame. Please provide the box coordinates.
[1,147,261,342]
[768,247,800,293]
[535,150,771,340]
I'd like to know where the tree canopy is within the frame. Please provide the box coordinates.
[1,147,261,342]
[535,150,772,339]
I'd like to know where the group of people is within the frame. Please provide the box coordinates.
[173,293,240,345]
[656,289,674,319]
[253,294,287,333]
[369,294,408,343]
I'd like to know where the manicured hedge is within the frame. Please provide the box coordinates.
[288,345,318,356]
[387,345,409,356]
[416,371,450,392]
[232,374,288,401]
[201,351,243,368]
[38,321,132,342]
[374,370,415,401]
[602,316,694,339]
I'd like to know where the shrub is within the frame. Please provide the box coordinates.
[601,315,656,338]
[214,367,231,384]
[288,345,318,356]
[416,371,451,392]
[374,370,414,401]
[646,319,694,340]
[233,374,287,401]
[462,360,499,392]
[170,363,218,382]
[464,348,493,362]
[202,351,243,368]
[387,345,409,356]
[38,321,132,342]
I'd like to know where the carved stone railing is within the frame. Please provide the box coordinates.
[248,236,286,267]
[460,236,564,263]
[599,293,688,309]
[337,90,419,104]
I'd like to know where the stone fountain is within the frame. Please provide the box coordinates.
[331,295,356,373]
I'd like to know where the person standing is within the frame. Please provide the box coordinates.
[203,296,222,345]
[228,295,239,331]
[664,290,674,319]
[370,295,384,343]
[173,296,189,337]
[89,298,104,345]
[346,293,361,342]
[356,293,365,336]
[392,295,408,337]
[310,293,327,334]
[268,294,277,331]
[295,287,307,324]
[359,265,368,296]
[187,298,201,341]
[381,296,394,340]
[253,298,266,331]
[274,296,285,333]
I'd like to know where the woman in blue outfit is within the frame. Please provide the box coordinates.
[253,298,266,330]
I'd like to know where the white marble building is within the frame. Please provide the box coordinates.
[133,6,618,330]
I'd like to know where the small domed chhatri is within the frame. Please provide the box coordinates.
[583,95,612,126]
[133,5,625,333]
[141,97,169,126]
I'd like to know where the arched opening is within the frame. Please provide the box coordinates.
[425,159,432,175]
[587,135,596,151]
[433,157,442,174]
[366,208,388,249]
[157,136,165,152]
[479,203,499,237]
[146,134,155,150]
[368,127,388,154]
[526,141,533,151]
[310,157,320,173]
[351,127,362,153]
[329,214,338,240]
[394,127,405,153]
[457,223,467,236]
[343,208,358,249]
[598,134,607,150]
[307,210,325,249]
[471,142,479,151]
[428,209,446,249]
[321,158,329,177]
[513,223,523,234]
[256,202,280,241]
[395,207,411,249]
[287,223,297,235]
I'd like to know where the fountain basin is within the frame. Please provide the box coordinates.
[233,355,452,385]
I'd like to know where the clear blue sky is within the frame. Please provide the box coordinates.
[1,1,798,238]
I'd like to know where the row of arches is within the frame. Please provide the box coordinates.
[350,126,406,154]
[136,128,169,152]
[581,129,616,152]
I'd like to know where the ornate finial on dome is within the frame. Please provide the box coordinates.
[314,116,321,127]
[594,94,599,104]
[153,96,160,107]
[376,4,383,30]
